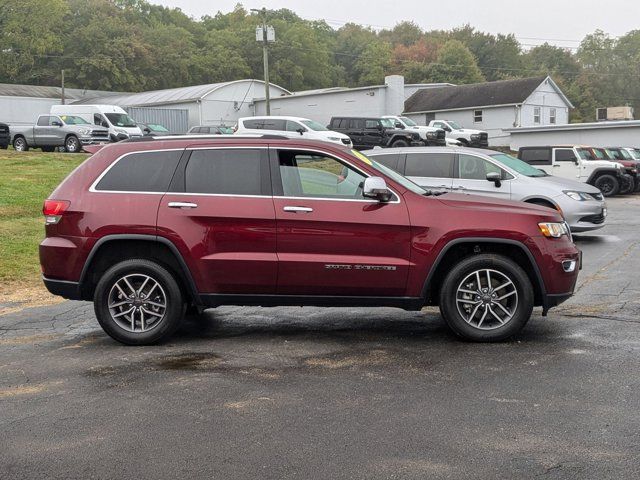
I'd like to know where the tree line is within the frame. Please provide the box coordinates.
[0,0,638,122]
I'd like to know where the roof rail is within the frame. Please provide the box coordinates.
[122,134,291,142]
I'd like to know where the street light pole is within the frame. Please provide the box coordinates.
[252,7,271,115]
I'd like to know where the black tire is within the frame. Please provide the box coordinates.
[438,254,534,342]
[12,136,28,152]
[390,138,409,148]
[619,174,634,195]
[65,135,81,153]
[94,259,185,345]
[0,143,8,150]
[594,174,620,197]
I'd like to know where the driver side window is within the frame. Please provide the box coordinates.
[276,151,366,199]
[458,154,503,180]
[555,149,577,162]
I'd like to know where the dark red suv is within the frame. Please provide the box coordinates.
[40,136,581,344]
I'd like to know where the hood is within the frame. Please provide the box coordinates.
[410,125,440,132]
[321,130,350,140]
[69,124,108,132]
[436,192,562,221]
[457,128,484,134]
[534,174,601,193]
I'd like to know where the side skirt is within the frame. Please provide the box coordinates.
[199,294,424,311]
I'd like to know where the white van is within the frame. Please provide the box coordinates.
[235,116,351,147]
[50,104,143,141]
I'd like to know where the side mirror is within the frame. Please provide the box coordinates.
[573,158,579,165]
[395,122,404,129]
[296,127,305,135]
[377,124,384,131]
[143,127,151,134]
[486,171,502,187]
[363,176,393,202]
[51,121,62,127]
[443,126,451,132]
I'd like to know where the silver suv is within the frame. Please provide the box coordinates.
[365,147,607,232]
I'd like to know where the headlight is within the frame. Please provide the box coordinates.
[563,190,592,201]
[426,132,436,138]
[470,134,480,140]
[538,222,570,238]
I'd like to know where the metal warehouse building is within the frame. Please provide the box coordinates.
[72,80,291,133]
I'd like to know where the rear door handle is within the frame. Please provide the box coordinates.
[168,201,198,209]
[283,206,313,213]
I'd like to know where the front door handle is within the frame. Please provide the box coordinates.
[283,206,313,213]
[168,201,198,209]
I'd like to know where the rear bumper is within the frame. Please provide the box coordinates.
[42,276,82,300]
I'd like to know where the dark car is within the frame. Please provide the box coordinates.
[40,136,580,345]
[0,122,9,149]
[328,117,422,150]
[187,125,233,135]
[139,123,173,136]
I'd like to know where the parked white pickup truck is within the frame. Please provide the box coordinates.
[428,120,488,147]
[382,116,446,146]
[11,114,110,153]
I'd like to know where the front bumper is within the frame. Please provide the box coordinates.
[559,198,607,232]
[469,139,489,148]
[424,137,447,146]
[79,135,110,145]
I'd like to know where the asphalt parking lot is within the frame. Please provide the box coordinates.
[1,196,639,479]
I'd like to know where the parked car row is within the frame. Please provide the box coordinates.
[517,145,639,197]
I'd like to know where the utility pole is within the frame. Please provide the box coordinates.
[61,69,65,105]
[252,8,274,115]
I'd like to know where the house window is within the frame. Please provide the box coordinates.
[473,110,483,123]
[534,107,541,124]
[550,108,557,124]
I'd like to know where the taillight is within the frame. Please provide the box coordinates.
[43,199,70,224]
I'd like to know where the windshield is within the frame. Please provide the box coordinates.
[59,115,89,125]
[490,153,547,177]
[399,116,417,127]
[447,120,463,129]
[591,148,608,160]
[147,123,169,132]
[301,120,329,131]
[379,118,395,128]
[352,150,427,195]
[105,113,137,128]
[617,148,633,160]
[577,148,595,160]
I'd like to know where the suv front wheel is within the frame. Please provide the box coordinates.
[94,259,185,345]
[438,254,534,342]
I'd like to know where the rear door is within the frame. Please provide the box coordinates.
[348,119,365,148]
[453,153,511,200]
[362,119,384,148]
[158,146,277,294]
[404,151,454,191]
[271,148,411,296]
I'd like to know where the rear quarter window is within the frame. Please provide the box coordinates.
[369,153,401,172]
[519,148,551,165]
[95,151,182,192]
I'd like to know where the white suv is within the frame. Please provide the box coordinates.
[235,116,351,147]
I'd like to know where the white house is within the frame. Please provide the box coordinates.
[403,76,573,146]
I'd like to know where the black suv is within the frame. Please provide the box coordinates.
[328,117,421,150]
[0,122,9,149]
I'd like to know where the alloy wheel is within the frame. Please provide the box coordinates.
[107,273,167,333]
[456,269,518,330]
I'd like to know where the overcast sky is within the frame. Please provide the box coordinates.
[152,0,639,50]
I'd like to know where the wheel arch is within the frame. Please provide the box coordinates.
[521,196,560,211]
[421,238,547,311]
[586,168,619,184]
[79,234,200,304]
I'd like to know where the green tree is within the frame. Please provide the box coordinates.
[354,41,393,86]
[428,39,485,84]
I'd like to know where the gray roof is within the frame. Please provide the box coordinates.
[404,76,561,113]
[72,79,290,106]
[0,83,119,100]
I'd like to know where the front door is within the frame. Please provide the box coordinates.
[158,147,277,294]
[362,120,384,148]
[552,148,581,180]
[453,153,512,200]
[271,148,412,296]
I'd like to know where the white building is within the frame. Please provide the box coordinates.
[403,76,573,146]
[507,121,640,150]
[253,76,452,126]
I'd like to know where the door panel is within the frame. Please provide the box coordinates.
[272,149,412,296]
[552,148,581,180]
[157,148,277,294]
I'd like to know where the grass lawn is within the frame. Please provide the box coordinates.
[0,150,87,296]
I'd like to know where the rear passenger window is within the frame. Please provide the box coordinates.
[370,154,400,172]
[95,151,181,192]
[349,119,364,129]
[261,119,286,131]
[405,153,453,178]
[243,120,262,129]
[185,149,262,195]
[365,120,379,129]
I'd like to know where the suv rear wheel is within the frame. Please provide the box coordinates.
[438,254,534,342]
[94,259,185,345]
[594,174,620,197]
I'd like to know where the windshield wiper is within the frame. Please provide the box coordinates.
[423,189,447,197]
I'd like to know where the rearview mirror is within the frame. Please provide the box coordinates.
[51,121,62,127]
[363,176,393,202]
[486,171,502,187]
